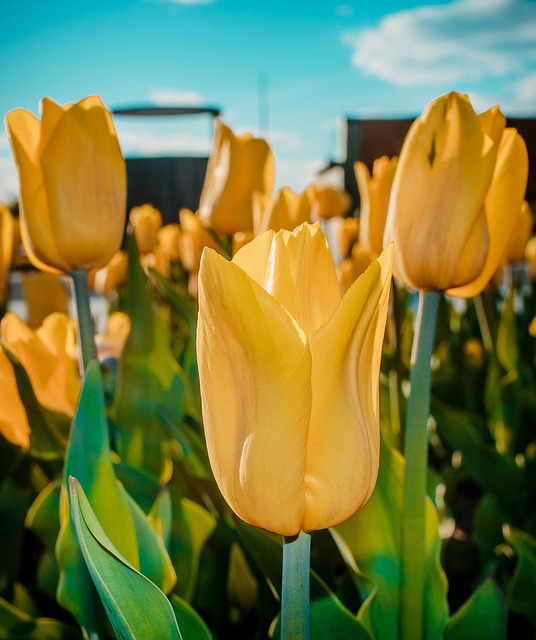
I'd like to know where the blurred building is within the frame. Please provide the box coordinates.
[112,105,221,225]
[332,117,536,213]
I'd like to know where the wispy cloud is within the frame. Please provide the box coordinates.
[149,86,206,106]
[344,0,536,86]
[115,125,212,156]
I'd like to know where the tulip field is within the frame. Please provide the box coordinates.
[0,91,535,639]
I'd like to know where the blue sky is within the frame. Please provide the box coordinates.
[2,0,535,204]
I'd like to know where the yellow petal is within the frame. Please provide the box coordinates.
[0,204,15,299]
[197,248,310,535]
[447,128,529,298]
[384,92,496,291]
[232,229,276,286]
[303,244,393,530]
[40,97,126,270]
[5,108,68,273]
[22,271,69,329]
[0,347,31,449]
[269,224,341,338]
[505,201,533,264]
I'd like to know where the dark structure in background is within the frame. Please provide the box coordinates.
[337,117,536,212]
[111,106,221,225]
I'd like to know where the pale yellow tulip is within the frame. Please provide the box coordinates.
[197,223,393,535]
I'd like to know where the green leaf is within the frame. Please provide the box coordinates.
[170,595,213,640]
[433,401,525,524]
[0,595,81,639]
[110,233,196,476]
[443,578,506,640]
[169,493,216,601]
[68,476,182,640]
[333,433,448,640]
[56,361,176,633]
[504,526,536,628]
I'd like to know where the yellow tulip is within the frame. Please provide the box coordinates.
[196,223,393,535]
[157,224,182,263]
[504,201,533,265]
[198,120,275,235]
[22,271,69,329]
[0,204,15,300]
[89,250,128,296]
[0,346,31,448]
[447,126,528,297]
[179,208,225,296]
[337,244,376,294]
[384,92,500,292]
[129,204,163,254]
[5,95,126,274]
[526,236,536,281]
[335,216,360,260]
[310,184,352,220]
[252,186,311,235]
[95,311,131,360]
[355,156,398,257]
[1,312,80,416]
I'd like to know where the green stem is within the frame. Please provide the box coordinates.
[281,531,311,640]
[70,269,97,375]
[399,290,440,640]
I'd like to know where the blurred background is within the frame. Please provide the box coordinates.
[2,0,535,217]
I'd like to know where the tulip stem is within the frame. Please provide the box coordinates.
[281,530,311,640]
[399,289,440,640]
[70,269,97,374]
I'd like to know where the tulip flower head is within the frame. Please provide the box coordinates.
[384,92,498,292]
[198,120,275,235]
[310,184,352,220]
[129,204,163,254]
[5,95,126,275]
[252,186,312,235]
[503,200,533,265]
[355,156,398,257]
[196,223,393,535]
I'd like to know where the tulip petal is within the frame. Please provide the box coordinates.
[303,244,393,531]
[447,129,529,298]
[197,249,311,535]
[5,108,68,273]
[0,347,31,449]
[40,97,126,270]
[232,229,276,286]
[267,224,341,338]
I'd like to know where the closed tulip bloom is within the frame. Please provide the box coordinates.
[447,126,529,297]
[253,186,311,235]
[22,271,69,328]
[1,312,80,416]
[310,184,352,220]
[157,223,182,263]
[129,204,163,254]
[525,236,536,281]
[197,223,393,535]
[0,204,15,300]
[384,92,499,291]
[355,156,398,256]
[199,120,275,235]
[5,95,126,274]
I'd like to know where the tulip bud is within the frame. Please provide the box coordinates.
[310,184,352,220]
[129,204,163,254]
[355,156,398,257]
[199,120,275,235]
[253,186,312,235]
[197,223,393,535]
[504,201,533,265]
[384,92,499,292]
[5,95,126,275]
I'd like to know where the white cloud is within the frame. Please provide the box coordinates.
[149,87,205,106]
[344,0,536,86]
[514,72,536,106]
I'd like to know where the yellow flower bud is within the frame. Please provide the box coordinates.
[0,346,31,448]
[310,184,352,220]
[197,223,393,535]
[504,201,533,265]
[89,250,128,295]
[525,236,536,281]
[355,156,398,257]
[252,186,311,235]
[22,271,69,328]
[129,204,163,254]
[384,92,499,292]
[5,95,126,274]
[199,120,275,235]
